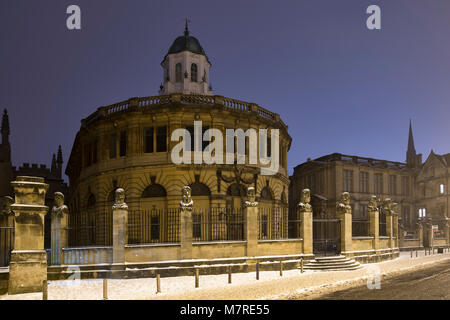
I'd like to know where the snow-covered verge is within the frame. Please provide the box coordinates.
[1,251,449,300]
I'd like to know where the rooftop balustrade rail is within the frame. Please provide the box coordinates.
[83,94,281,127]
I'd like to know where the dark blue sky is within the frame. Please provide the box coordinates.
[1,0,450,179]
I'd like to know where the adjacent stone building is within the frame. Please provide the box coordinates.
[290,121,449,238]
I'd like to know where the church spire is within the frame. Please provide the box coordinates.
[406,120,419,168]
[407,119,416,154]
[1,109,10,145]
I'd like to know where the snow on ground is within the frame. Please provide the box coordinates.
[1,251,449,300]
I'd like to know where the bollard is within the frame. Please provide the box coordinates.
[279,261,283,277]
[156,274,161,293]
[256,263,259,280]
[42,280,48,300]
[195,269,199,288]
[410,250,413,258]
[228,266,232,284]
[300,258,304,273]
[416,250,418,257]
[103,278,108,300]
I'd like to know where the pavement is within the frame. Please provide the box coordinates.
[0,250,449,300]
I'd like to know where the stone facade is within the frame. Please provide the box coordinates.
[65,28,291,246]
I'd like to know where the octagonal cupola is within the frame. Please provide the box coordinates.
[159,22,213,95]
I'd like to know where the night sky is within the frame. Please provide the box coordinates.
[1,0,450,180]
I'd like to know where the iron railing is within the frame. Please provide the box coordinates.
[128,209,180,244]
[68,209,112,247]
[257,207,288,240]
[0,226,14,267]
[352,219,370,237]
[192,208,245,242]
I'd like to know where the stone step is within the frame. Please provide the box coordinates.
[302,255,361,272]
[315,255,347,261]
[305,260,358,268]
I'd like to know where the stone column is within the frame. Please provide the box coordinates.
[445,219,449,246]
[392,212,399,249]
[244,187,258,258]
[425,217,433,248]
[8,176,49,294]
[179,186,193,260]
[368,196,379,251]
[336,192,352,253]
[298,189,313,255]
[112,188,128,268]
[384,200,394,249]
[50,192,69,265]
[417,220,424,248]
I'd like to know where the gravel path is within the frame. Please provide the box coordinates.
[1,251,449,300]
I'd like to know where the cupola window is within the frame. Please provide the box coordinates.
[191,63,198,82]
[175,63,182,82]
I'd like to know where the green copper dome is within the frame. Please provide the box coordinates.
[164,24,211,64]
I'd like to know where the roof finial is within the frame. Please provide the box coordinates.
[184,18,190,36]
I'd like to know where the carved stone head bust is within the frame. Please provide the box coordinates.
[368,195,378,211]
[2,196,14,216]
[115,188,125,204]
[180,186,194,211]
[247,187,256,203]
[112,188,128,210]
[244,187,258,208]
[181,186,192,204]
[301,189,311,204]
[341,192,350,206]
[54,192,65,207]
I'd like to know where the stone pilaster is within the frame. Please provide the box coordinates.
[425,218,433,248]
[417,221,424,248]
[244,187,258,258]
[179,186,193,260]
[368,196,379,251]
[336,192,352,253]
[392,213,399,248]
[112,189,128,268]
[50,192,69,265]
[298,189,313,255]
[445,219,449,246]
[8,176,49,294]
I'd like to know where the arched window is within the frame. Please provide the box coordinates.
[191,63,198,82]
[260,187,273,200]
[175,63,182,82]
[190,182,211,196]
[142,184,167,198]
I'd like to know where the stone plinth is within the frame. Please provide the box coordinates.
[180,208,193,260]
[299,207,312,255]
[368,206,379,250]
[244,206,258,257]
[112,208,128,266]
[9,176,49,294]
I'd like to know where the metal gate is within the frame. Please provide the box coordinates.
[0,226,14,267]
[313,218,341,256]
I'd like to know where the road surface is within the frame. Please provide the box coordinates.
[306,259,450,300]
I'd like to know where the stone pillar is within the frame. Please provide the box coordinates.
[244,187,258,258]
[336,192,352,253]
[392,213,399,249]
[112,188,128,268]
[179,186,193,260]
[425,218,433,248]
[384,200,394,249]
[368,196,379,251]
[8,176,49,294]
[417,220,424,248]
[50,192,69,265]
[445,219,450,246]
[298,189,313,255]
